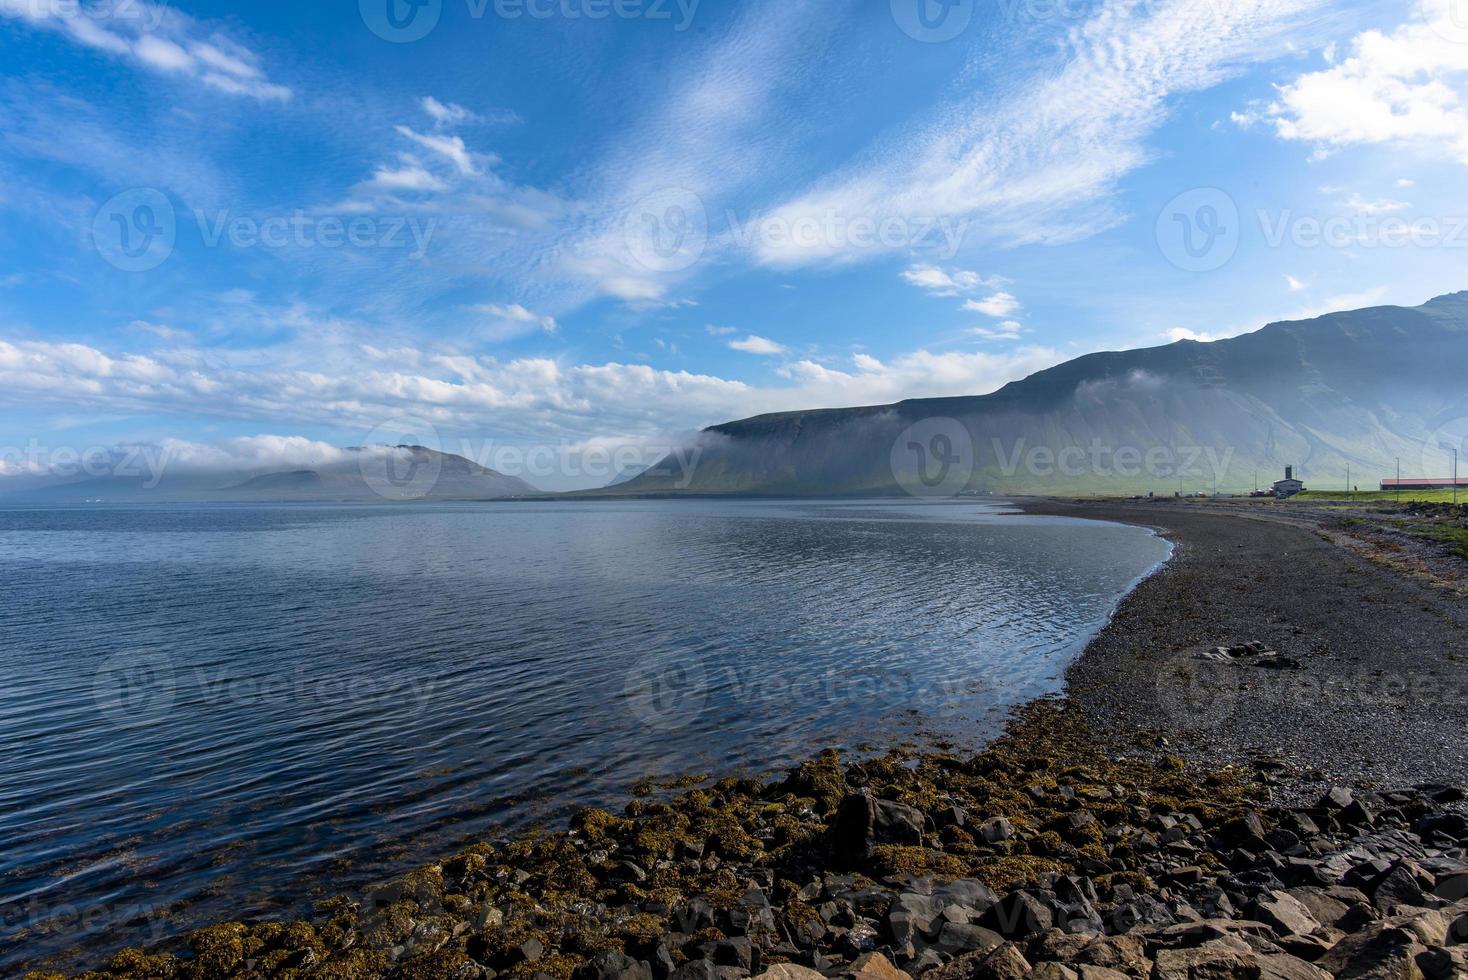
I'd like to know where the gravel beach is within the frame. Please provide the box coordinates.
[1020,498,1468,796]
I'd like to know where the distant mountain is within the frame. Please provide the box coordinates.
[604,463,652,488]
[615,292,1468,496]
[6,446,538,503]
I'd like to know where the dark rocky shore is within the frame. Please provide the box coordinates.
[27,500,1468,980]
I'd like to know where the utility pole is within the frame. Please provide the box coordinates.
[1396,458,1401,504]
[1346,464,1350,501]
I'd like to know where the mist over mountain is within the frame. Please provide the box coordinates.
[4,446,538,503]
[615,293,1468,497]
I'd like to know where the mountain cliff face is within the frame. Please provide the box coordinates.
[619,293,1468,496]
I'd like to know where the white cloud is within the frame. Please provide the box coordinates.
[1263,2,1468,164]
[422,97,475,127]
[1285,274,1308,291]
[395,126,478,176]
[728,335,788,355]
[963,292,1021,318]
[366,162,448,192]
[469,303,558,340]
[705,325,738,336]
[1343,193,1410,215]
[0,332,1065,457]
[134,35,192,73]
[1167,327,1225,343]
[900,265,1003,296]
[1397,177,1416,188]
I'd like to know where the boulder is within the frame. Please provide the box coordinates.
[670,958,719,980]
[1372,861,1433,913]
[577,952,655,980]
[1416,947,1468,980]
[1255,953,1331,979]
[933,922,1005,957]
[984,943,1035,979]
[839,951,909,980]
[1030,965,1079,980]
[985,892,1055,938]
[1314,924,1429,978]
[983,818,1017,843]
[1247,893,1322,938]
[1072,934,1148,976]
[833,792,924,862]
[1151,939,1260,979]
[1284,887,1361,930]
[751,966,824,980]
[1074,969,1129,980]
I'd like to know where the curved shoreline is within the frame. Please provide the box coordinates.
[24,500,1468,979]
[1018,497,1468,795]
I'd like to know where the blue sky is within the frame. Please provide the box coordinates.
[2,0,1467,489]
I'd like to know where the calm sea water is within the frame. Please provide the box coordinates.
[0,499,1169,970]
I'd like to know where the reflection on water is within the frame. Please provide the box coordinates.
[0,498,1169,970]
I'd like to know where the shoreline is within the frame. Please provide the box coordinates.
[24,500,1468,979]
[1016,497,1468,796]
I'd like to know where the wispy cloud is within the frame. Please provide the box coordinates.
[754,0,1324,266]
[469,303,559,341]
[9,4,291,100]
[395,126,479,176]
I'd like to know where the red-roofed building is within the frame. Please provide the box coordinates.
[1380,478,1468,490]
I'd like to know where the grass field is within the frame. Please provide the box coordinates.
[1293,489,1467,504]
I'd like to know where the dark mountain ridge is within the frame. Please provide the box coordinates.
[616,292,1468,496]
